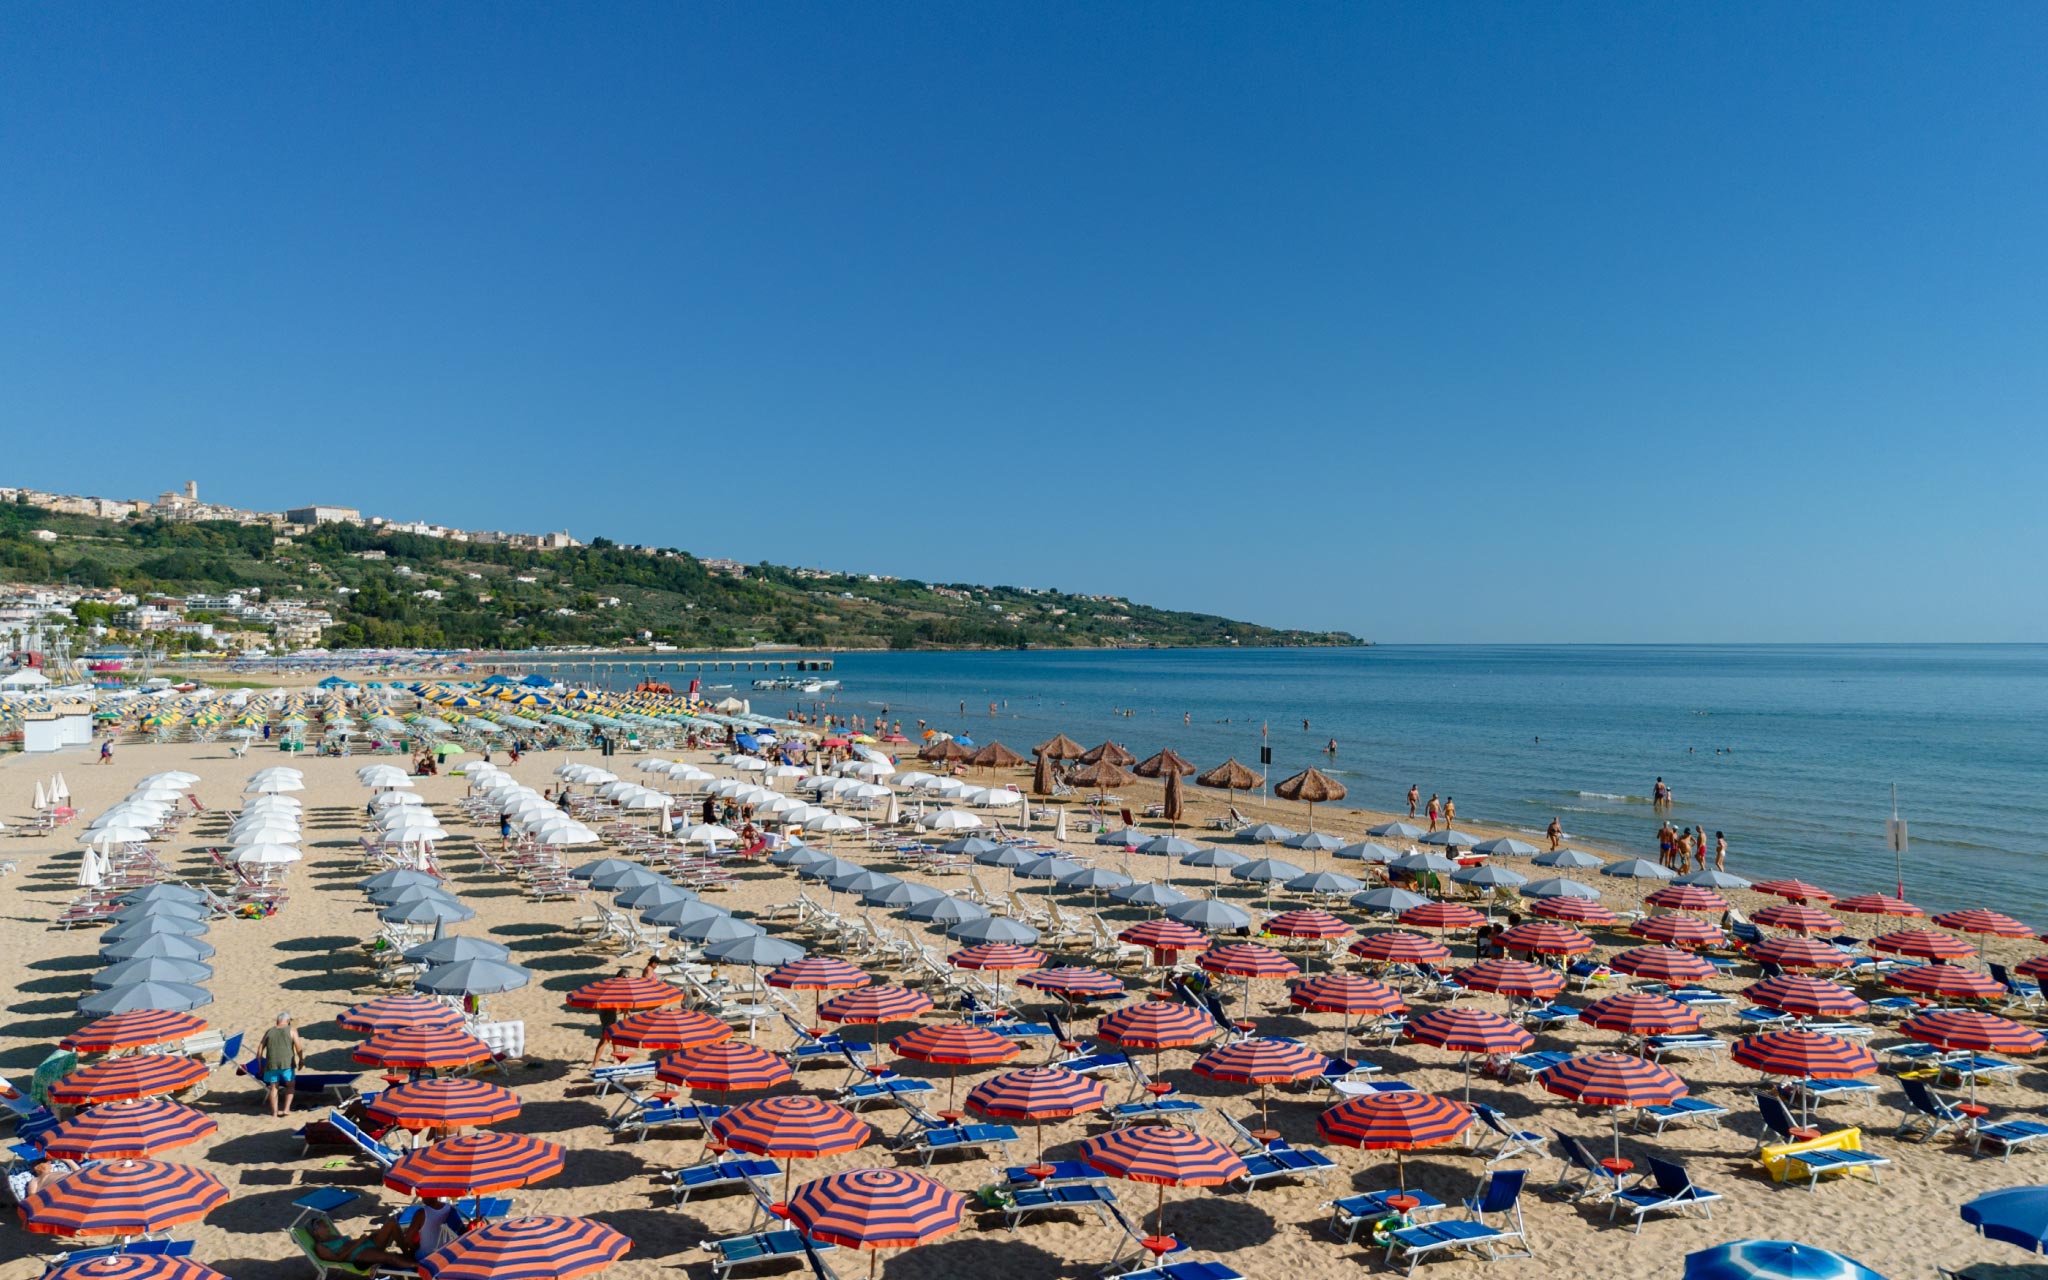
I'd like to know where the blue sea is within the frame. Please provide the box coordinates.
[601,646,2048,922]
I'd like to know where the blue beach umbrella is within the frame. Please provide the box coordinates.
[1287,870,1362,895]
[939,837,1001,858]
[975,845,1040,870]
[863,881,946,910]
[404,936,512,966]
[1232,857,1305,885]
[1018,857,1083,881]
[947,916,1042,946]
[1351,886,1429,916]
[1961,1186,2048,1253]
[1367,822,1424,841]
[1521,877,1603,900]
[705,934,805,968]
[1335,842,1402,864]
[672,913,756,944]
[1418,829,1480,849]
[1684,1242,1887,1280]
[648,898,726,928]
[1096,828,1145,847]
[93,957,213,987]
[1451,864,1527,890]
[1602,858,1674,881]
[1167,897,1253,932]
[770,843,824,867]
[1059,866,1134,893]
[1283,831,1345,854]
[1678,867,1754,890]
[1112,881,1188,909]
[1237,823,1297,844]
[1533,848,1603,869]
[905,896,991,926]
[1471,837,1538,858]
[1137,836,1203,859]
[1391,851,1458,875]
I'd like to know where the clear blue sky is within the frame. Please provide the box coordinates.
[4,4,2044,643]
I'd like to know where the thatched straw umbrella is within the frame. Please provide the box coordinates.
[971,741,1027,770]
[1034,733,1087,760]
[1134,749,1197,829]
[1274,766,1346,832]
[1067,759,1136,795]
[1197,758,1264,820]
[1079,740,1136,767]
[920,738,973,763]
[1031,751,1054,797]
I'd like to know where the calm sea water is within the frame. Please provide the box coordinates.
[600,646,2048,921]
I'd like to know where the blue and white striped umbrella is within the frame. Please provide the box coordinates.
[1685,1241,1888,1280]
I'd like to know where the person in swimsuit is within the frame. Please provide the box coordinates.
[1408,785,1419,818]
[1426,795,1439,832]
[305,1217,415,1271]
[261,1012,304,1118]
[1444,797,1455,826]
[1546,817,1562,851]
[1714,831,1727,871]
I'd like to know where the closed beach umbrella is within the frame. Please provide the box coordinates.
[1686,1241,1887,1280]
[1539,1052,1687,1156]
[1743,976,1867,1018]
[354,1027,494,1071]
[19,1160,227,1238]
[713,1094,871,1201]
[61,1011,208,1054]
[367,1078,522,1132]
[386,1133,565,1198]
[1456,959,1565,1001]
[1629,914,1726,948]
[1349,931,1451,966]
[80,982,211,1017]
[606,1007,733,1052]
[1404,1008,1533,1099]
[1317,1091,1471,1191]
[1080,1124,1246,1242]
[1533,847,1603,869]
[419,1216,628,1280]
[1609,946,1714,984]
[41,1098,217,1161]
[1529,897,1621,926]
[339,994,465,1035]
[969,1066,1108,1166]
[1578,992,1701,1037]
[566,975,684,1011]
[1193,1037,1328,1124]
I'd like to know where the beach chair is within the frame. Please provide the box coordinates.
[1503,1051,1572,1082]
[660,1156,780,1204]
[1519,1002,1579,1031]
[1759,1128,1892,1191]
[1646,1034,1726,1063]
[590,1060,658,1096]
[1322,1189,1448,1243]
[1054,1046,1137,1083]
[1218,1112,1336,1188]
[323,1111,401,1171]
[1329,1079,1423,1100]
[1003,1180,1119,1231]
[1939,1056,2023,1089]
[1896,1078,1967,1144]
[1636,1096,1729,1134]
[1101,1201,1195,1275]
[890,1100,1017,1166]
[287,1225,418,1279]
[1794,1077,1880,1112]
[1005,1161,1104,1188]
[833,1074,935,1111]
[1110,1090,1204,1126]
[1608,1156,1721,1232]
[1113,1264,1244,1280]
[606,1096,729,1141]
[1553,1131,1625,1201]
[1974,1118,2048,1161]
[1301,1055,1383,1094]
[1470,1105,1544,1164]
[1988,963,2042,1010]
[701,1229,835,1279]
[1383,1169,1531,1273]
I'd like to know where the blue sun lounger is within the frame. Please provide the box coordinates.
[1974,1120,2048,1161]
[833,1075,935,1110]
[1113,1263,1243,1280]
[660,1157,779,1204]
[701,1229,835,1279]
[590,1060,658,1095]
[1322,1189,1447,1242]
[1383,1169,1531,1273]
[1636,1096,1728,1134]
[1006,1161,1103,1187]
[1004,1181,1119,1231]
[605,1099,729,1140]
[1608,1156,1721,1232]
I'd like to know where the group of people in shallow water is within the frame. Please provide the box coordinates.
[1660,818,1726,871]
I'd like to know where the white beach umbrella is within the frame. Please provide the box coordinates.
[140,772,199,788]
[925,810,984,831]
[974,789,1026,808]
[681,824,738,844]
[757,795,805,817]
[788,804,835,825]
[893,771,937,789]
[636,759,675,773]
[729,756,769,773]
[232,843,302,865]
[231,825,302,846]
[81,826,150,848]
[244,777,304,794]
[373,791,427,809]
[812,814,862,834]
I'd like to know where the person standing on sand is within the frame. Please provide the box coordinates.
[589,967,633,1066]
[1546,817,1562,851]
[261,1012,304,1118]
[1426,795,1439,832]
[1444,797,1455,828]
[1408,786,1419,818]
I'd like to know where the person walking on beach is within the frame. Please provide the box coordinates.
[589,967,632,1066]
[1426,794,1439,832]
[1714,831,1727,871]
[261,1012,304,1118]
[1443,797,1455,827]
[1408,785,1419,818]
[1546,817,1562,851]
[98,739,112,765]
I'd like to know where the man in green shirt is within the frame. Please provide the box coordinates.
[261,1011,305,1117]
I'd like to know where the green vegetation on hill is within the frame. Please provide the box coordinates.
[0,499,1363,651]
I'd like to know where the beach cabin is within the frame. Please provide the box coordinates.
[19,711,64,754]
[55,702,94,746]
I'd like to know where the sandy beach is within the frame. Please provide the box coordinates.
[2,730,2041,1280]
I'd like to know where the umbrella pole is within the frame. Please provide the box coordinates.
[1612,1110,1623,1162]
[1156,1183,1167,1239]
